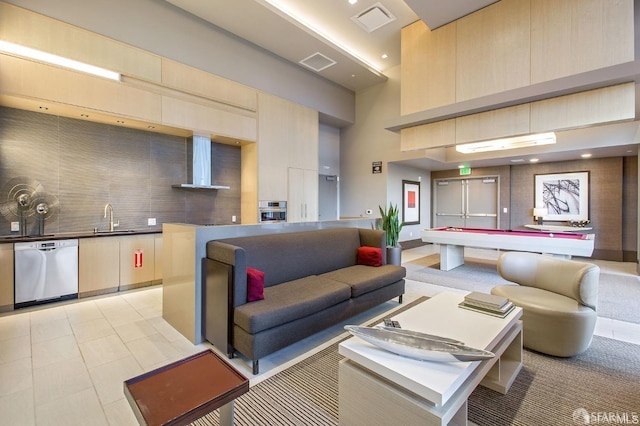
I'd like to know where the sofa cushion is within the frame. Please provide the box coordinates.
[247,267,265,302]
[321,265,406,298]
[357,246,383,267]
[234,275,351,334]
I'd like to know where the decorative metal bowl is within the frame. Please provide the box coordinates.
[345,325,495,362]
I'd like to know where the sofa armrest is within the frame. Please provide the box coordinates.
[497,252,599,309]
[207,241,248,307]
[358,228,387,264]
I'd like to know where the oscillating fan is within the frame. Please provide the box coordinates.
[31,192,59,236]
[0,176,45,236]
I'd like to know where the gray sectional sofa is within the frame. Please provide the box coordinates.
[205,227,406,374]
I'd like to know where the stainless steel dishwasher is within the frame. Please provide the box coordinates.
[14,239,79,308]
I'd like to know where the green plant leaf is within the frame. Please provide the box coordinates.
[378,202,402,247]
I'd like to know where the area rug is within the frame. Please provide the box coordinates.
[405,254,640,324]
[191,304,640,425]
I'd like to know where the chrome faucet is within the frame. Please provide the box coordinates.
[103,203,119,232]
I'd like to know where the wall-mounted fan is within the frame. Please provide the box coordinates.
[0,176,45,236]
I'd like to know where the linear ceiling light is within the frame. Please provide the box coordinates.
[455,132,556,154]
[0,40,121,81]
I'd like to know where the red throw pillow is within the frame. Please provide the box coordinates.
[357,246,383,267]
[247,267,265,302]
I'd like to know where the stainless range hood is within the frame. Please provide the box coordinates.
[172,135,230,190]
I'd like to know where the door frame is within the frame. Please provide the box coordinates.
[432,175,500,229]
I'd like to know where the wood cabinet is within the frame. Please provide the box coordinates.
[400,83,635,151]
[119,234,156,290]
[400,0,634,115]
[79,237,120,297]
[0,244,13,312]
[257,93,319,202]
[79,234,161,297]
[154,234,163,281]
[288,168,318,222]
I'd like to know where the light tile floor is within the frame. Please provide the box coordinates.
[0,246,638,425]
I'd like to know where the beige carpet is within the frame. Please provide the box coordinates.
[191,297,640,426]
[405,254,640,324]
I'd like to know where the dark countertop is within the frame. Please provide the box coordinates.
[0,228,162,243]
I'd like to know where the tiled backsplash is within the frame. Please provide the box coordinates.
[0,107,241,236]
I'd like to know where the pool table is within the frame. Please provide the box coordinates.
[420,227,595,271]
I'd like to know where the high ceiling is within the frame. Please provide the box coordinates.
[164,0,498,92]
[165,0,639,170]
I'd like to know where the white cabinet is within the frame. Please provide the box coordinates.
[79,237,120,296]
[288,168,318,222]
[0,244,13,311]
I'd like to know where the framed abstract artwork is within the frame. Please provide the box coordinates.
[534,172,589,221]
[402,180,420,225]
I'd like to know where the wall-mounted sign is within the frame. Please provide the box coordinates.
[459,167,471,176]
[372,161,382,174]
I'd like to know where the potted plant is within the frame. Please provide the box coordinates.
[378,203,403,265]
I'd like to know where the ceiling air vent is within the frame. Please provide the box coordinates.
[352,2,397,33]
[299,52,337,72]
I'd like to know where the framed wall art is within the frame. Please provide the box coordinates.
[534,171,589,221]
[402,180,420,225]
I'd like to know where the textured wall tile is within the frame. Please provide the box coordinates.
[0,107,241,235]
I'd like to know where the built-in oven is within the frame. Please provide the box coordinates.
[259,201,287,223]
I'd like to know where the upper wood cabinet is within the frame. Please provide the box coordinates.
[161,96,257,141]
[0,2,162,83]
[400,0,634,116]
[0,55,163,123]
[530,0,634,84]
[161,60,257,112]
[456,0,531,102]
[400,83,636,151]
[257,93,318,201]
[401,20,456,115]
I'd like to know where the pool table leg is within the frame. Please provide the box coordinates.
[440,244,465,271]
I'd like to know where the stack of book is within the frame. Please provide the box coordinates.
[458,291,515,318]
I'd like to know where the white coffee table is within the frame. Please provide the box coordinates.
[338,292,523,426]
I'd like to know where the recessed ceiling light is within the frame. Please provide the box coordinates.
[349,0,358,4]
[458,165,465,169]
[510,159,525,163]
[529,158,539,163]
[581,153,592,158]
[381,53,388,59]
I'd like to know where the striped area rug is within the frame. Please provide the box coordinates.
[192,299,640,425]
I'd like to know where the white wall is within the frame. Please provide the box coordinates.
[387,163,431,242]
[340,65,431,238]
